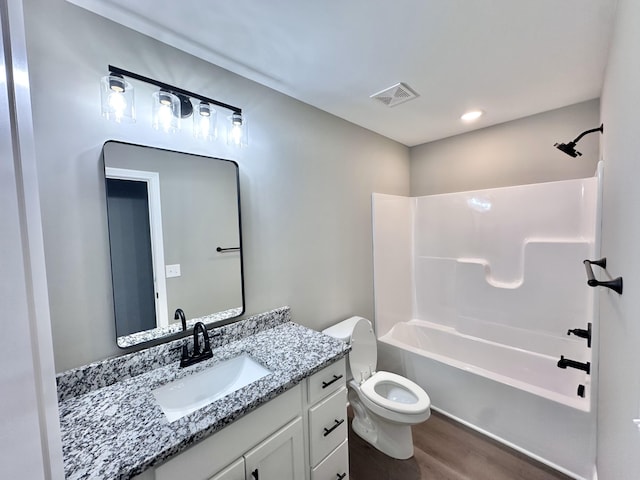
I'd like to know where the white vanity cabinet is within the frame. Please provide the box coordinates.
[305,358,349,480]
[135,358,349,480]
[137,384,303,480]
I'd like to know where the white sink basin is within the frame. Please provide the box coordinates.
[153,354,272,422]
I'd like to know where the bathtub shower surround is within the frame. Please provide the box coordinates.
[373,176,599,405]
[372,166,602,480]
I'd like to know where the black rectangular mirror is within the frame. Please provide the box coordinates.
[102,141,244,347]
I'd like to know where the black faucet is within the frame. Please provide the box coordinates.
[175,308,186,330]
[175,308,188,360]
[180,321,213,368]
[557,355,590,374]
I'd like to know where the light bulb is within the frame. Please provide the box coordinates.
[193,102,216,140]
[108,91,127,121]
[230,123,242,145]
[152,91,180,132]
[227,113,247,146]
[101,74,135,123]
[157,104,173,132]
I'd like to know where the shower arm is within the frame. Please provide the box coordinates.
[571,125,604,144]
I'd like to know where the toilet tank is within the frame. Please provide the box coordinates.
[322,316,369,343]
[322,316,372,383]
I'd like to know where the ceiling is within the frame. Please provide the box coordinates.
[67,0,617,147]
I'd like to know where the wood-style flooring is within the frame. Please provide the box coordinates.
[348,410,573,480]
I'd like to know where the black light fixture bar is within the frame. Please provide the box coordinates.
[108,65,242,115]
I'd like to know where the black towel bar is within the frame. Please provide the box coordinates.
[583,258,623,294]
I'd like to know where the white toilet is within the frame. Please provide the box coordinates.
[323,316,431,459]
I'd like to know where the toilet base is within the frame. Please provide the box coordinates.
[349,388,416,460]
[352,413,415,459]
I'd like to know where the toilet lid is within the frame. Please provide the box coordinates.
[349,318,377,383]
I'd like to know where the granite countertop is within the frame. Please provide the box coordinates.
[58,319,348,480]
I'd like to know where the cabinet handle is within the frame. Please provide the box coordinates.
[251,468,259,480]
[322,374,343,389]
[323,418,345,437]
[336,473,347,480]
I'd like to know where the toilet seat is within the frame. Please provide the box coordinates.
[360,371,431,415]
[346,317,431,417]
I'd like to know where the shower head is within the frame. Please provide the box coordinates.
[554,124,603,158]
[554,141,581,157]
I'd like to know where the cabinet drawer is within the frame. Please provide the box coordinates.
[311,439,349,480]
[309,387,348,466]
[307,358,346,405]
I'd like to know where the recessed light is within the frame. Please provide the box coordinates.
[461,110,484,122]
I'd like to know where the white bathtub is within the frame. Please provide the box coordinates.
[378,319,596,480]
[382,319,591,411]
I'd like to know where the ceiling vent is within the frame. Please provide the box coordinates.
[370,82,419,107]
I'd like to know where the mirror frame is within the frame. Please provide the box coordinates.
[102,140,245,348]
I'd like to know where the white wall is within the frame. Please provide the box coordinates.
[410,99,601,196]
[22,0,409,372]
[597,0,640,477]
[0,0,63,477]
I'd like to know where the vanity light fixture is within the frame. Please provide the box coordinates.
[102,65,245,144]
[227,112,247,147]
[193,101,217,140]
[152,90,181,133]
[100,73,135,123]
[460,110,484,122]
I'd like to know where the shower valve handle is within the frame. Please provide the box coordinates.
[567,323,592,348]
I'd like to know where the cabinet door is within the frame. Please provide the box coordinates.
[210,458,244,480]
[244,417,304,480]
